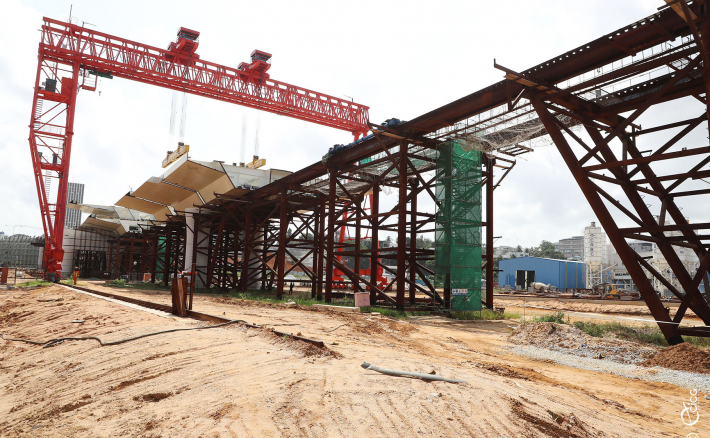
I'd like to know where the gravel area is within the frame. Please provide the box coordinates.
[510,345,710,392]
[508,322,657,364]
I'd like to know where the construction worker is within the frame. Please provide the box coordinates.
[72,266,80,285]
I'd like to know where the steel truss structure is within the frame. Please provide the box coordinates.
[29,2,710,345]
[137,1,710,344]
[489,0,710,344]
[29,17,369,278]
[142,137,510,312]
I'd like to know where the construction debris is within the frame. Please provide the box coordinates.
[508,322,657,364]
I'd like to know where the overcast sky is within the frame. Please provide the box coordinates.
[2,0,705,249]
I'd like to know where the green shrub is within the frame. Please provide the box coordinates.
[533,311,568,324]
[109,278,127,287]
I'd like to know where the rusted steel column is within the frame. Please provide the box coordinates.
[173,225,182,281]
[260,223,268,291]
[311,208,320,298]
[409,184,417,305]
[396,142,408,311]
[115,238,122,279]
[354,195,361,292]
[485,157,495,309]
[316,201,326,300]
[139,236,147,278]
[232,222,239,288]
[108,241,114,280]
[163,231,171,287]
[276,190,288,299]
[369,188,380,304]
[127,238,135,280]
[150,231,157,283]
[240,208,252,291]
[702,11,710,126]
[325,170,337,303]
[531,93,681,344]
[207,217,227,289]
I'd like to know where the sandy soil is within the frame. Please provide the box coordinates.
[0,283,707,437]
[496,297,702,326]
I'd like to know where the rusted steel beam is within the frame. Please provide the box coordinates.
[632,114,705,136]
[275,194,289,295]
[409,186,417,305]
[369,185,380,304]
[485,156,494,309]
[585,123,710,325]
[206,215,227,289]
[587,171,662,198]
[332,258,395,305]
[531,92,682,344]
[579,56,703,166]
[586,146,710,171]
[396,143,408,311]
[325,170,337,303]
[632,168,710,185]
[239,208,252,291]
[666,155,710,192]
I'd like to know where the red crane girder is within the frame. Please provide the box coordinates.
[29,17,369,278]
[38,18,369,134]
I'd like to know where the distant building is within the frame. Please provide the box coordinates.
[499,256,586,290]
[493,245,528,259]
[554,236,584,260]
[494,246,515,257]
[584,222,609,287]
[0,234,41,269]
[65,182,85,229]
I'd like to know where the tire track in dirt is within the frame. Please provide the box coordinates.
[0,285,691,437]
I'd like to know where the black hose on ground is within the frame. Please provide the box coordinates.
[0,319,248,349]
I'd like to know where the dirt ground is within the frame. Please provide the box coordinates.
[497,297,702,326]
[0,284,708,437]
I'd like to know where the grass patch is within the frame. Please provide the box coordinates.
[572,321,667,347]
[532,311,569,324]
[105,280,170,291]
[15,280,53,288]
[217,290,322,307]
[210,290,431,319]
[370,307,431,319]
[453,309,521,320]
[528,311,710,349]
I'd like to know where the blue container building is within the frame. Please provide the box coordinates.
[499,256,586,290]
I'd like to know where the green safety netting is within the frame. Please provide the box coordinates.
[434,141,482,311]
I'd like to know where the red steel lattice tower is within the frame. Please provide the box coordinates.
[29,18,370,278]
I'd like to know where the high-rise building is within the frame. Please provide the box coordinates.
[584,221,609,288]
[65,182,85,229]
[554,236,584,260]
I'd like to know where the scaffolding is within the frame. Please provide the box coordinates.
[435,141,483,311]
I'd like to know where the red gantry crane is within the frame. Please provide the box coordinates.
[29,18,370,279]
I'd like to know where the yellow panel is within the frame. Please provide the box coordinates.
[162,144,189,168]
[81,217,125,234]
[246,158,266,169]
[115,195,171,220]
[199,174,235,203]
[164,159,227,191]
[132,180,194,206]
